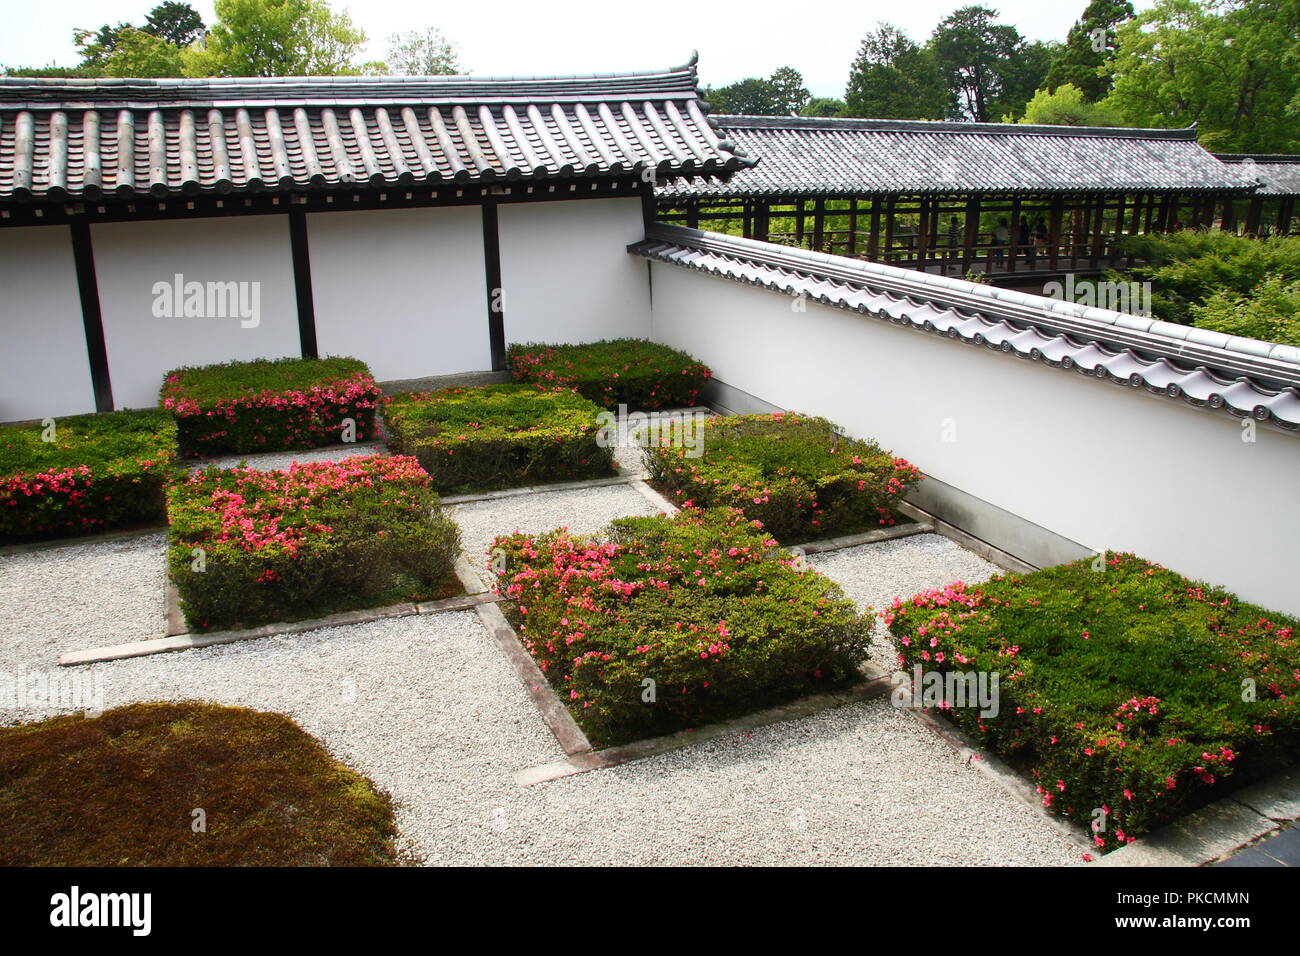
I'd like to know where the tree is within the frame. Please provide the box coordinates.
[768,66,811,115]
[929,6,1026,121]
[72,23,134,68]
[843,23,947,119]
[706,67,810,115]
[1104,0,1300,151]
[385,27,461,75]
[143,2,206,47]
[100,28,185,78]
[1043,0,1135,101]
[987,39,1058,121]
[801,97,847,117]
[1012,83,1124,125]
[181,0,368,77]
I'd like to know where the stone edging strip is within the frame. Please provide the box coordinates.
[451,556,593,756]
[895,500,1038,574]
[59,590,501,667]
[1091,766,1300,867]
[440,475,637,506]
[790,520,935,555]
[515,664,896,787]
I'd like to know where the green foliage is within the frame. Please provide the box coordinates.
[705,66,811,116]
[801,97,847,118]
[0,702,399,866]
[1110,230,1300,326]
[645,413,922,543]
[143,2,206,47]
[844,23,948,120]
[493,507,872,746]
[181,0,368,77]
[1042,0,1135,102]
[167,454,460,630]
[1104,0,1300,152]
[507,339,712,410]
[930,5,1046,121]
[885,554,1300,851]
[1192,275,1300,346]
[382,385,614,494]
[384,26,461,75]
[1013,83,1125,126]
[160,356,381,457]
[0,410,177,539]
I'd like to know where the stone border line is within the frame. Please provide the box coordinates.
[0,525,166,556]
[515,664,896,786]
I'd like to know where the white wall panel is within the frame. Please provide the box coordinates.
[650,263,1300,616]
[92,216,300,408]
[307,205,490,380]
[498,197,651,345]
[0,226,95,421]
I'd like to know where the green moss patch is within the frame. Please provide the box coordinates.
[0,702,399,866]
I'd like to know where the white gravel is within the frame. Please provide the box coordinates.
[447,482,662,574]
[809,533,1003,671]
[0,607,1081,865]
[0,532,167,667]
[196,441,388,472]
[0,483,1084,865]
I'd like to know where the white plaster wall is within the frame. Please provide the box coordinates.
[92,216,300,408]
[498,197,651,345]
[0,226,96,421]
[308,205,490,380]
[650,263,1300,617]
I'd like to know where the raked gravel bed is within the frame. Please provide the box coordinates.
[809,533,1003,671]
[446,482,663,580]
[0,532,167,668]
[195,441,389,472]
[2,609,1083,865]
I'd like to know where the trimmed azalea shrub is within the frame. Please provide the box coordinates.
[492,507,871,746]
[885,553,1300,854]
[383,384,614,494]
[0,410,176,540]
[161,356,382,457]
[167,454,460,630]
[507,339,711,410]
[645,412,921,542]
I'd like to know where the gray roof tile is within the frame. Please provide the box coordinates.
[628,224,1300,430]
[0,61,754,202]
[660,115,1257,198]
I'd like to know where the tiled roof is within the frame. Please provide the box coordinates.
[1214,154,1300,197]
[659,115,1256,199]
[629,224,1300,431]
[0,58,755,202]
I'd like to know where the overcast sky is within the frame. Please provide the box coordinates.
[2,0,1157,98]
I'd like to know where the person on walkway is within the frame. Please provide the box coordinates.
[1020,218,1033,262]
[1033,216,1049,262]
[993,217,1009,264]
[947,215,961,249]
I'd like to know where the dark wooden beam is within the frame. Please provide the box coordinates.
[1048,197,1063,272]
[68,220,114,412]
[867,198,880,261]
[288,208,319,359]
[847,199,858,256]
[962,194,980,274]
[481,199,506,371]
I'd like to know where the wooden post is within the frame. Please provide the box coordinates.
[868,198,881,261]
[1114,194,1127,259]
[1244,196,1264,236]
[848,199,858,256]
[1278,197,1294,235]
[686,202,699,229]
[1142,194,1155,234]
[742,201,751,240]
[794,199,805,245]
[1048,197,1063,272]
[962,194,981,274]
[755,202,770,242]
[1221,197,1237,234]
[1090,195,1106,265]
[1007,198,1021,274]
[916,196,930,267]
[883,198,896,264]
[813,197,825,252]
